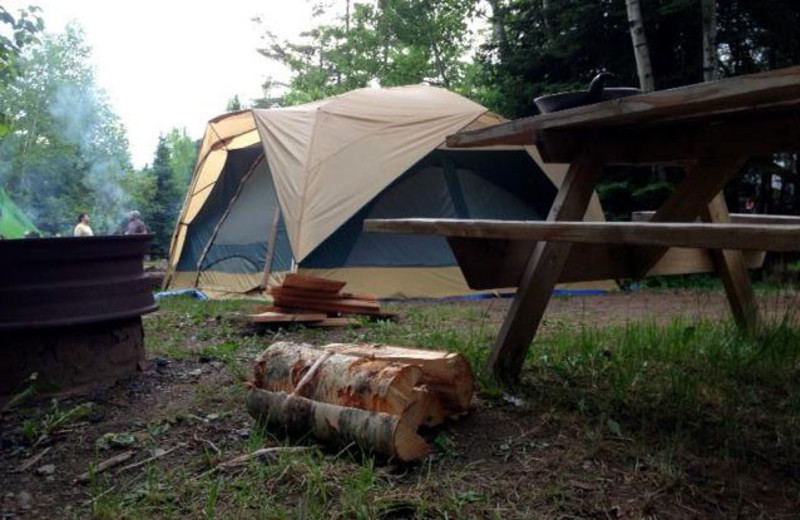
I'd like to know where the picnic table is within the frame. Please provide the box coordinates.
[365,65,800,383]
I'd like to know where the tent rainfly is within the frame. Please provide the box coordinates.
[164,85,613,299]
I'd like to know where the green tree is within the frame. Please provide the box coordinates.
[257,0,481,105]
[164,127,197,188]
[0,3,43,135]
[146,136,179,257]
[226,95,242,111]
[0,23,133,235]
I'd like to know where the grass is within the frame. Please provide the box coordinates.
[21,291,800,518]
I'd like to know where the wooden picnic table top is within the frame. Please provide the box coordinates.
[446,65,800,163]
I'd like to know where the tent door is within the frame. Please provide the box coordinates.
[260,206,281,288]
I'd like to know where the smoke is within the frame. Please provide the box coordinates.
[49,82,133,234]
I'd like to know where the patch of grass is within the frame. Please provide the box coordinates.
[528,314,800,466]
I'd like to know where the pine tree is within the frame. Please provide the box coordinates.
[147,136,179,258]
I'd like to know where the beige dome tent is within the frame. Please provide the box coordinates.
[165,85,612,299]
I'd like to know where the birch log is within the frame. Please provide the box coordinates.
[322,343,474,414]
[253,342,423,417]
[246,388,429,462]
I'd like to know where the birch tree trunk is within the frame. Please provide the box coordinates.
[702,0,717,81]
[625,0,655,91]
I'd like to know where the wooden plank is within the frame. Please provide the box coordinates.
[249,311,328,324]
[446,66,800,148]
[308,317,361,328]
[487,147,602,383]
[633,211,800,226]
[282,273,347,294]
[702,195,759,333]
[537,111,800,164]
[270,295,382,315]
[268,285,378,301]
[365,218,800,252]
[447,238,765,289]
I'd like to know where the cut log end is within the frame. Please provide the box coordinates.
[394,413,430,462]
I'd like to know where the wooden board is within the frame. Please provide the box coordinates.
[308,317,361,328]
[282,273,347,294]
[447,238,766,289]
[270,294,382,315]
[633,211,800,225]
[249,311,328,324]
[269,285,378,302]
[445,66,800,149]
[487,148,602,382]
[702,195,759,332]
[365,218,800,252]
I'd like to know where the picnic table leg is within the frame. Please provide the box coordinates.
[633,156,748,275]
[702,194,759,333]
[487,148,602,383]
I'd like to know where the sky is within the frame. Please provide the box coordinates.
[6,0,333,167]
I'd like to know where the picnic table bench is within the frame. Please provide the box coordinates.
[365,65,800,383]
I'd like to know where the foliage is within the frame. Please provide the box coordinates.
[0,23,133,235]
[164,126,197,188]
[0,3,43,82]
[146,136,180,257]
[0,3,43,136]
[256,0,481,105]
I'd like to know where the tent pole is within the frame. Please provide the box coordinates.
[193,153,264,288]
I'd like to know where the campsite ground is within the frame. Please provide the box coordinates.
[2,288,800,519]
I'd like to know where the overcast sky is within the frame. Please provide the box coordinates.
[7,0,334,167]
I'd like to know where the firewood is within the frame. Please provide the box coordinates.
[269,286,378,302]
[254,343,422,417]
[321,343,474,414]
[408,387,446,427]
[249,311,327,323]
[282,273,346,293]
[246,388,429,462]
[269,294,381,315]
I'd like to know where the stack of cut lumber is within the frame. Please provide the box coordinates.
[248,273,393,327]
[246,341,474,462]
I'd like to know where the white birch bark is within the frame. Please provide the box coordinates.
[625,0,655,91]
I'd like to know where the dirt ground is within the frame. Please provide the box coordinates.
[1,289,799,519]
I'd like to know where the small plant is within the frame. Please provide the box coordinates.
[22,399,94,446]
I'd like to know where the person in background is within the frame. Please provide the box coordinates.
[124,210,148,235]
[73,213,94,237]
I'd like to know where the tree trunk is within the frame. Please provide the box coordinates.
[321,343,474,414]
[702,0,717,81]
[541,0,554,42]
[486,0,509,57]
[253,342,423,417]
[625,0,655,91]
[246,388,429,461]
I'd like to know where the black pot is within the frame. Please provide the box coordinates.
[534,73,641,113]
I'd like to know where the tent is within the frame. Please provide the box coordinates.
[0,188,39,239]
[165,85,612,299]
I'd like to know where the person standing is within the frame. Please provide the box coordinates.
[73,213,94,237]
[123,210,148,235]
